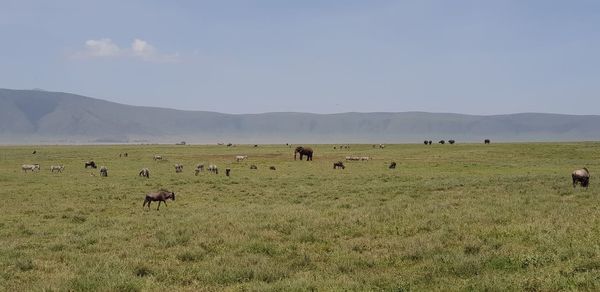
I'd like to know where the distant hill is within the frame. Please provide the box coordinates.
[1,88,600,144]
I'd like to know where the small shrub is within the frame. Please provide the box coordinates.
[134,265,152,277]
[15,258,34,271]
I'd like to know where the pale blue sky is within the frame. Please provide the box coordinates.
[1,0,599,114]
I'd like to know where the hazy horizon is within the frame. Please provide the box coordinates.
[2,1,600,115]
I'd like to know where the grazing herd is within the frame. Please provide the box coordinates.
[19,142,591,212]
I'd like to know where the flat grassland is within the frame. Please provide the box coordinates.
[1,143,599,291]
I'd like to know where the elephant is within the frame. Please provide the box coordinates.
[294,146,313,161]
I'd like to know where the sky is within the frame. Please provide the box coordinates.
[1,0,599,115]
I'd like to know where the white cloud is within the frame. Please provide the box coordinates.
[81,38,121,57]
[73,38,179,63]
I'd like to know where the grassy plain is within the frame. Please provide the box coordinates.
[0,143,600,291]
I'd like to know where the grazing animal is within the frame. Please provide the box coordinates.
[250,165,258,170]
[99,166,108,177]
[85,161,97,169]
[428,140,432,145]
[269,166,276,170]
[572,168,590,188]
[360,156,370,161]
[225,168,231,177]
[389,162,396,169]
[346,156,362,161]
[194,164,204,176]
[153,155,163,161]
[208,164,218,174]
[227,143,233,147]
[294,146,313,161]
[448,140,455,144]
[424,140,429,145]
[236,155,248,162]
[254,144,258,147]
[143,190,175,211]
[139,168,150,178]
[22,164,40,172]
[484,139,491,144]
[174,164,184,173]
[50,165,64,173]
[379,144,385,149]
[333,161,345,169]
[439,140,445,145]
[32,150,36,154]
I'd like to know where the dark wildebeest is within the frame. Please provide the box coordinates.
[226,168,231,177]
[100,166,108,177]
[139,168,150,178]
[439,140,445,145]
[250,165,258,170]
[424,140,429,145]
[294,146,313,161]
[389,162,396,169]
[32,150,36,154]
[254,144,258,147]
[85,161,97,169]
[143,190,175,211]
[227,143,233,147]
[269,166,276,170]
[448,140,455,144]
[194,164,204,176]
[428,140,432,145]
[572,168,590,188]
[484,139,491,144]
[333,161,345,169]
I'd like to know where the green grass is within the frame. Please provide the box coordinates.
[1,143,600,291]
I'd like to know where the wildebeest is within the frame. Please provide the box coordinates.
[174,164,183,173]
[143,190,175,211]
[254,144,258,147]
[439,140,445,144]
[22,164,40,172]
[333,161,345,169]
[32,150,36,154]
[85,161,97,169]
[100,166,108,177]
[208,164,218,174]
[227,143,233,147]
[294,146,313,161]
[484,139,491,144]
[269,166,276,170]
[424,140,429,145]
[194,164,204,176]
[139,168,150,178]
[389,162,396,169]
[236,155,248,162]
[572,168,590,188]
[250,165,258,170]
[50,165,64,173]
[153,155,163,161]
[225,168,231,177]
[448,140,455,144]
[428,140,432,145]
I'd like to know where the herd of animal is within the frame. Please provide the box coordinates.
[20,143,592,210]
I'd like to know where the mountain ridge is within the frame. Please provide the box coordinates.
[1,88,599,144]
